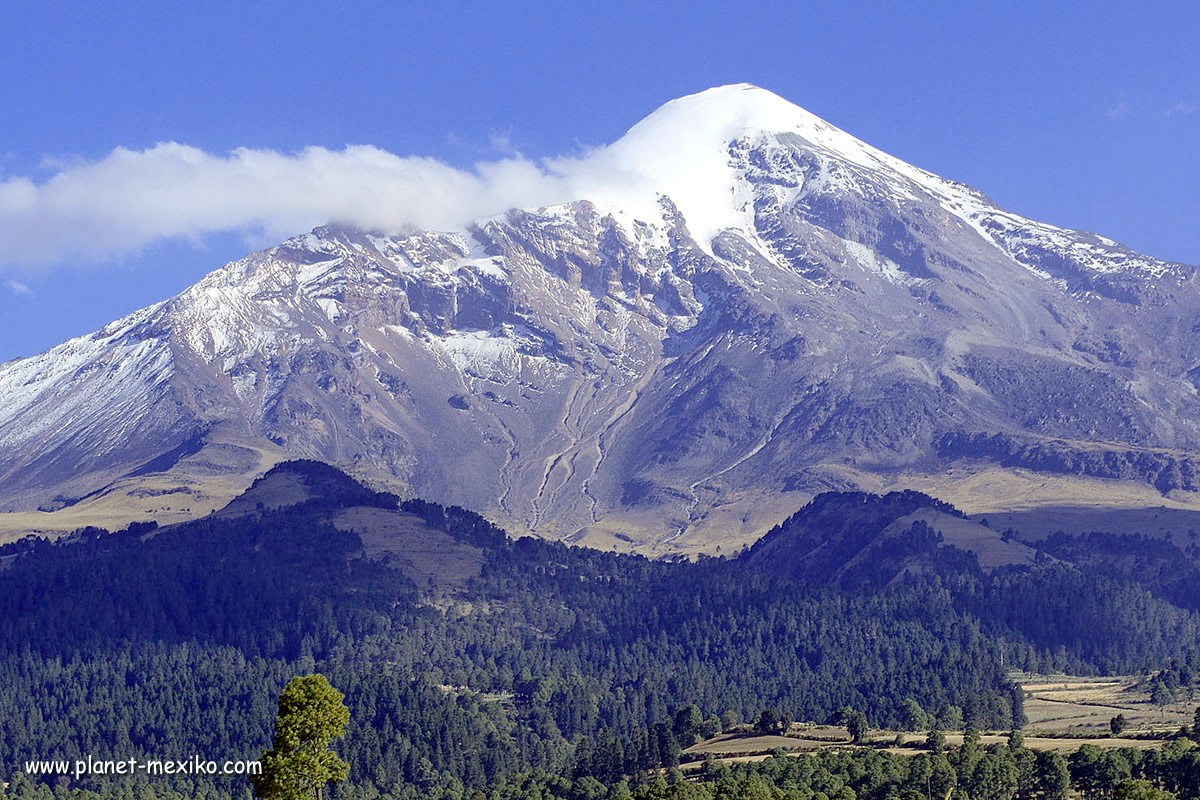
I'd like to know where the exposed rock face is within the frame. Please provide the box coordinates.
[2,84,1199,551]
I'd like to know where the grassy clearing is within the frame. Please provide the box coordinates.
[889,465,1200,518]
[0,439,286,545]
[333,507,485,591]
[686,729,850,756]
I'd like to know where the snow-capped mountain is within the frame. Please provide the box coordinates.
[4,84,1200,551]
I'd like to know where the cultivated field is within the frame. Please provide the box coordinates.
[681,673,1193,768]
[1017,672,1194,735]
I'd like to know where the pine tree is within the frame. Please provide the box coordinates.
[252,674,350,800]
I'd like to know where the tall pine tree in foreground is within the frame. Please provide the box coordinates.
[252,674,350,800]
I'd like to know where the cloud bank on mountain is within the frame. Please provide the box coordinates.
[0,142,581,268]
[0,85,839,270]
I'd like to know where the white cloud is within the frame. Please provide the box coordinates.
[0,143,582,269]
[0,135,694,271]
[5,279,32,296]
[1165,101,1199,117]
[0,85,817,270]
[1106,99,1133,120]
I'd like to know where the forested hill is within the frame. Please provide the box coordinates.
[1,461,1199,798]
[741,488,1200,672]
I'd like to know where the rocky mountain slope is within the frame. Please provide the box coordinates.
[3,84,1200,552]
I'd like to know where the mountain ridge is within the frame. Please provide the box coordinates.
[3,84,1200,551]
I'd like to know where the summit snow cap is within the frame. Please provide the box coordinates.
[547,83,932,249]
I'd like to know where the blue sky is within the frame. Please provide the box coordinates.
[1,1,1197,361]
